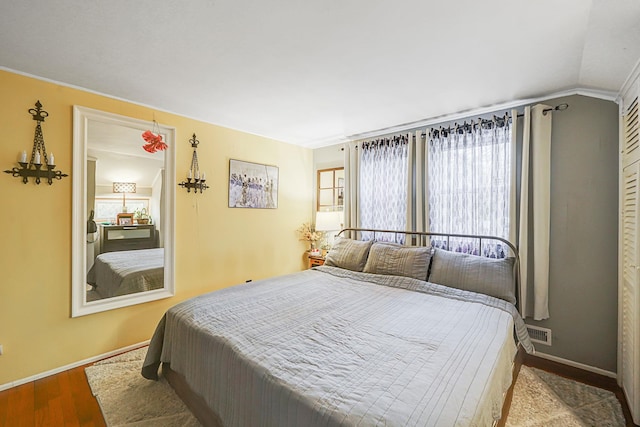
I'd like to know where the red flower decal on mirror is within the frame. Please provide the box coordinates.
[141,130,168,153]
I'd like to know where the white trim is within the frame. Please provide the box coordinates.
[343,88,618,144]
[533,351,617,379]
[0,340,149,392]
[618,57,640,103]
[305,134,352,149]
[571,87,619,102]
[0,66,189,122]
[1,66,618,150]
[0,66,283,147]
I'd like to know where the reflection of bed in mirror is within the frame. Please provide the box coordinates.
[87,248,164,299]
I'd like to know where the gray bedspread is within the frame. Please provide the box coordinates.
[143,266,533,426]
[87,248,164,298]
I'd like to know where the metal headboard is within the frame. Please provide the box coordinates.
[335,228,522,313]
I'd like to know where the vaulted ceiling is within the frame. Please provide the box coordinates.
[2,0,639,147]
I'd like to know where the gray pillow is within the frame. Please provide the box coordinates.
[428,248,516,305]
[324,238,373,272]
[363,242,432,281]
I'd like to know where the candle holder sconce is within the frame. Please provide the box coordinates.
[178,133,209,193]
[4,100,68,185]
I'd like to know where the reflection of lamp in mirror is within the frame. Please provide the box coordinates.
[315,211,344,254]
[113,181,136,212]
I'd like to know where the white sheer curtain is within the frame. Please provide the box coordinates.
[358,135,409,242]
[343,107,553,320]
[427,115,512,257]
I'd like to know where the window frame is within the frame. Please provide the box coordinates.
[93,197,150,223]
[317,167,344,212]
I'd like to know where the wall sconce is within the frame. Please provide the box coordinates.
[178,133,209,193]
[4,100,68,185]
[112,182,137,212]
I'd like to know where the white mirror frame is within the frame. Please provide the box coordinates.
[71,106,176,317]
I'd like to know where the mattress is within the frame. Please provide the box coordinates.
[142,265,533,426]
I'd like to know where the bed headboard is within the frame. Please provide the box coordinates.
[336,228,517,254]
[335,228,521,313]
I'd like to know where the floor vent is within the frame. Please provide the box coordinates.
[526,325,552,346]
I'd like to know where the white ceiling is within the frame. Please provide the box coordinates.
[2,0,640,148]
[87,120,164,187]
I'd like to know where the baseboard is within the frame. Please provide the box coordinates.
[533,350,617,379]
[0,340,150,392]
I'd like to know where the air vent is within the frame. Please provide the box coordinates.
[526,325,552,346]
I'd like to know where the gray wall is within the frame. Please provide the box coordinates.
[313,94,620,372]
[528,94,619,372]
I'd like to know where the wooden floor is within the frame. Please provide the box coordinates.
[0,354,636,426]
[0,364,105,427]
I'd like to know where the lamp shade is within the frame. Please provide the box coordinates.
[113,182,136,211]
[113,182,136,193]
[315,211,343,231]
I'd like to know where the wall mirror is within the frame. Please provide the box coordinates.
[72,106,175,317]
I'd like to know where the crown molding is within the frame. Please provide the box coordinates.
[618,57,640,102]
[1,66,620,150]
[0,66,289,147]
[342,88,618,144]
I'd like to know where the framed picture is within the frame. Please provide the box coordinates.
[228,159,279,209]
[117,213,134,225]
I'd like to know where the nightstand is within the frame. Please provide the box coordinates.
[308,255,325,269]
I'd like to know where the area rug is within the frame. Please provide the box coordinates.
[86,348,625,426]
[85,347,201,426]
[506,366,625,427]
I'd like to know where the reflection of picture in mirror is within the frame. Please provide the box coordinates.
[117,213,134,225]
[72,106,176,317]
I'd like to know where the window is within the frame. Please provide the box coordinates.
[427,121,511,257]
[317,168,344,212]
[94,198,149,222]
[358,136,409,242]
[349,116,511,253]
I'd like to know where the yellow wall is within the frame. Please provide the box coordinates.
[0,70,313,385]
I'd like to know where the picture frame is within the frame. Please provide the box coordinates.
[228,159,279,209]
[117,213,134,225]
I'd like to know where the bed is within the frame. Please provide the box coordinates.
[87,247,164,298]
[142,230,534,426]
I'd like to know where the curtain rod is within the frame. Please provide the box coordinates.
[519,103,569,118]
[344,103,570,146]
[419,103,569,138]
